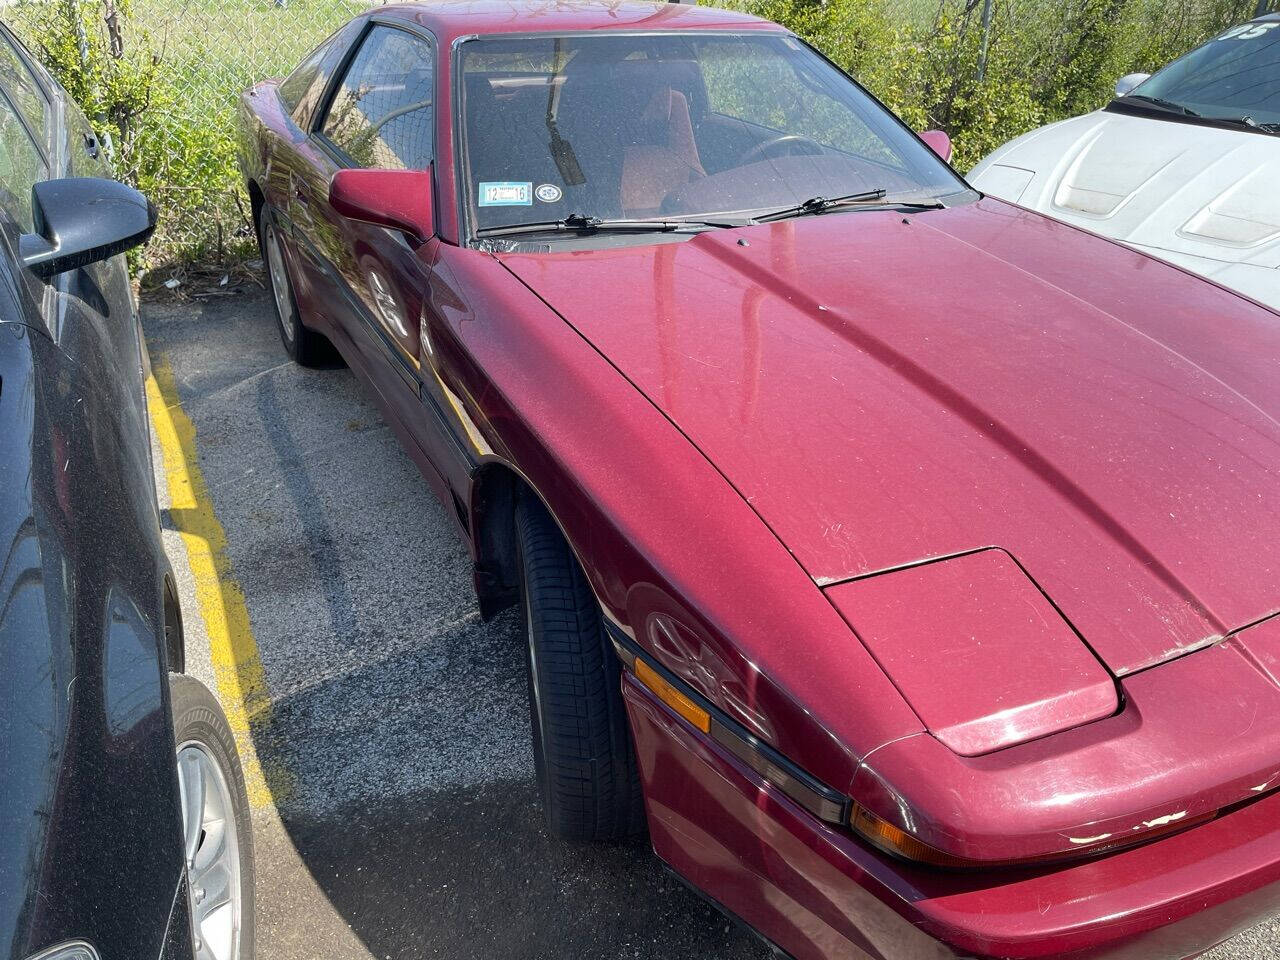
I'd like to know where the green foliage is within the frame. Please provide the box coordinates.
[711,0,1268,172]
[22,0,161,185]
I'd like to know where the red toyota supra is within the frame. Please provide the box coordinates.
[237,3,1280,957]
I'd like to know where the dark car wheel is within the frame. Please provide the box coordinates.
[259,205,328,366]
[171,673,256,960]
[516,493,646,841]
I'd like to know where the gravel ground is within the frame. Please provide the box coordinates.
[144,287,1279,960]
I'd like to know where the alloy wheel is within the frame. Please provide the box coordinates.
[264,224,296,346]
[177,741,244,960]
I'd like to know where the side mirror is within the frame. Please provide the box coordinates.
[329,167,434,244]
[919,129,953,164]
[1114,72,1151,98]
[20,177,156,280]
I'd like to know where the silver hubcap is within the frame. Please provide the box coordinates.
[264,225,295,345]
[178,742,243,960]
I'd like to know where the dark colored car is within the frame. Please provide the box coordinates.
[238,3,1280,958]
[0,23,253,960]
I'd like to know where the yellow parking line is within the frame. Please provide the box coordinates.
[147,357,283,808]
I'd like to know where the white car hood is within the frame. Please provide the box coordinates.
[971,110,1280,306]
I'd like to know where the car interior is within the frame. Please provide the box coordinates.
[463,42,919,227]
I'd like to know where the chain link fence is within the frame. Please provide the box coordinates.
[4,0,384,267]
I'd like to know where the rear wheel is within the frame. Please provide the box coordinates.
[172,673,255,960]
[516,493,646,841]
[259,205,327,366]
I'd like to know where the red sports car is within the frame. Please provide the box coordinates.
[237,3,1280,957]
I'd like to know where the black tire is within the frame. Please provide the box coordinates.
[170,673,256,960]
[258,204,328,366]
[516,493,646,841]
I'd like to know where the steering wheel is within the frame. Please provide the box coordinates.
[737,133,825,166]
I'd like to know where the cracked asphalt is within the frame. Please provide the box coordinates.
[144,287,1278,960]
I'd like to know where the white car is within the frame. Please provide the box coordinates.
[970,13,1280,310]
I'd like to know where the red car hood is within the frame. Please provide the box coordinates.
[497,197,1280,676]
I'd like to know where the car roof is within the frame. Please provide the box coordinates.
[370,0,781,45]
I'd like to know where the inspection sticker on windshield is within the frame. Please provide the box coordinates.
[535,183,563,203]
[479,181,532,206]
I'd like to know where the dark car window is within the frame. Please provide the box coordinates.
[0,87,48,232]
[0,30,48,144]
[319,25,434,170]
[1128,20,1280,124]
[292,23,367,132]
[279,34,334,121]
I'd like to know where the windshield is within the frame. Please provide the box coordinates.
[1125,19,1280,124]
[458,31,968,240]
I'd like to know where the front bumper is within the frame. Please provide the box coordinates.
[623,674,1280,960]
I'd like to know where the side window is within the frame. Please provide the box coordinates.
[0,32,48,143]
[279,36,333,119]
[320,25,434,170]
[0,88,48,233]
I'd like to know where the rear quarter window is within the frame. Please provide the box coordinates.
[279,38,333,116]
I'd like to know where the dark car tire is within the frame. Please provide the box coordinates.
[516,492,646,841]
[171,673,256,960]
[259,205,328,367]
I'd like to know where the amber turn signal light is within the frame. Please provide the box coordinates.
[634,658,711,733]
[848,803,981,868]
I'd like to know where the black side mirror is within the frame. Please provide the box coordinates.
[19,177,157,280]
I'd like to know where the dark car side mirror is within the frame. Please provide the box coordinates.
[329,167,435,244]
[919,129,953,164]
[19,177,156,280]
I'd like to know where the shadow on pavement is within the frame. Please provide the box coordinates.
[144,289,768,960]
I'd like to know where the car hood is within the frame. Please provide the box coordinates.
[971,109,1280,272]
[497,198,1280,677]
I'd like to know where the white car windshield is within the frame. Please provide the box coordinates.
[458,31,969,238]
[1126,19,1280,127]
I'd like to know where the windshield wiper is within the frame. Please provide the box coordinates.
[1113,94,1201,117]
[754,188,945,224]
[1212,114,1280,134]
[475,213,747,239]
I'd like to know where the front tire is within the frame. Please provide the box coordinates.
[172,673,256,960]
[259,205,328,366]
[516,493,646,841]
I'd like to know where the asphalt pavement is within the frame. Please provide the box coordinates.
[144,287,767,960]
[143,287,1278,960]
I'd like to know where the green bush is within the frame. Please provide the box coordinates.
[23,2,159,192]
[713,0,1268,171]
[8,0,356,270]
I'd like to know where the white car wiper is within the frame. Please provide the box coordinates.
[754,188,945,224]
[476,213,749,239]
